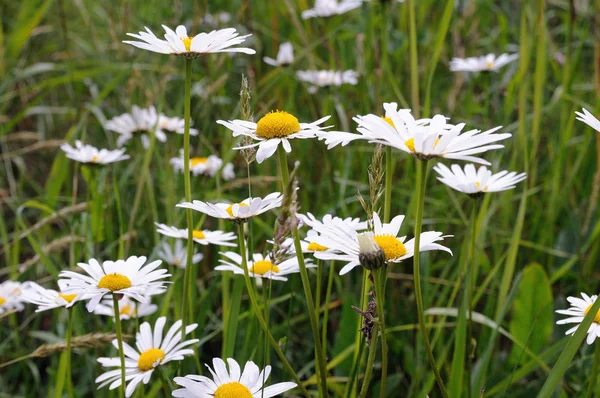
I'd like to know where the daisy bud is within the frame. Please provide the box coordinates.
[358,233,386,271]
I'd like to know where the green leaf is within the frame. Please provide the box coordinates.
[509,263,553,362]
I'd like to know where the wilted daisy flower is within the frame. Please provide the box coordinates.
[433,163,527,195]
[123,25,255,59]
[170,150,224,177]
[311,212,452,275]
[296,70,359,93]
[157,240,204,269]
[0,281,25,314]
[217,111,331,163]
[556,293,600,345]
[302,0,362,19]
[58,256,170,312]
[576,108,600,133]
[61,141,129,165]
[21,281,79,311]
[320,102,511,165]
[158,114,199,136]
[93,295,158,320]
[216,251,315,281]
[173,357,297,397]
[449,53,519,73]
[96,317,198,397]
[177,193,284,223]
[155,222,237,247]
[104,106,165,148]
[263,42,294,67]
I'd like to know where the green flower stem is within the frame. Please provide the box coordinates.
[383,146,393,223]
[237,223,310,398]
[373,268,388,397]
[112,295,127,398]
[277,146,329,397]
[345,271,370,398]
[316,259,322,327]
[322,260,335,350]
[466,201,480,397]
[181,58,194,341]
[66,307,74,398]
[414,159,448,397]
[358,322,380,398]
[586,341,600,398]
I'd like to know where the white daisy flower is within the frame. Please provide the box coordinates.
[263,42,294,67]
[155,222,237,247]
[296,70,359,93]
[311,212,452,275]
[319,102,511,165]
[433,163,527,195]
[60,141,129,165]
[177,192,284,222]
[123,25,255,59]
[298,212,367,231]
[222,162,236,181]
[21,281,79,312]
[301,0,362,19]
[104,106,165,148]
[556,293,600,345]
[96,317,198,397]
[216,251,315,281]
[170,150,224,177]
[0,281,25,314]
[58,256,170,312]
[93,295,158,320]
[217,111,332,163]
[576,108,600,133]
[449,53,519,73]
[173,357,297,397]
[158,114,199,136]
[157,240,204,269]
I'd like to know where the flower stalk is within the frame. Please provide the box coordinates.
[112,294,127,398]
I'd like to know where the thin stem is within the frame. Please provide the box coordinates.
[383,146,393,223]
[466,201,479,397]
[322,260,335,350]
[66,308,74,398]
[413,159,448,397]
[277,146,329,396]
[358,323,380,398]
[586,342,600,398]
[181,58,194,343]
[316,259,322,327]
[237,223,310,398]
[407,0,420,118]
[373,268,388,397]
[112,295,127,398]
[345,271,370,398]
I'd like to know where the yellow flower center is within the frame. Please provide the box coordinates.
[307,242,328,252]
[190,157,208,167]
[91,155,99,163]
[192,230,206,240]
[0,297,5,305]
[214,382,253,398]
[120,304,132,316]
[97,273,132,292]
[255,111,301,139]
[382,116,396,129]
[584,304,600,324]
[404,137,441,153]
[486,61,494,69]
[181,37,192,51]
[475,182,488,192]
[226,203,249,217]
[58,293,77,303]
[249,260,280,275]
[373,235,407,262]
[137,348,165,371]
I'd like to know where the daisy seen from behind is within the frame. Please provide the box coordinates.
[96,317,198,397]
[296,69,359,93]
[58,255,170,312]
[301,0,362,19]
[263,42,294,67]
[576,108,600,133]
[433,163,527,195]
[157,240,204,269]
[556,293,600,345]
[449,53,519,73]
[173,357,297,397]
[123,25,255,58]
[61,141,129,165]
[158,114,199,136]
[104,105,165,148]
[176,192,284,223]
[155,222,237,247]
[169,150,225,177]
[217,111,332,163]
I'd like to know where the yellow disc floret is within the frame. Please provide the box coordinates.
[58,293,77,303]
[214,382,253,398]
[0,297,5,305]
[486,60,494,69]
[181,37,192,51]
[190,157,208,167]
[97,274,132,291]
[382,116,396,129]
[137,348,165,371]
[373,235,407,262]
[91,155,99,163]
[584,304,600,324]
[226,203,249,217]
[192,230,206,240]
[307,242,328,252]
[250,260,280,275]
[405,138,415,152]
[120,305,132,317]
[255,111,301,139]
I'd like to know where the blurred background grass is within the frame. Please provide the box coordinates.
[1,0,600,396]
